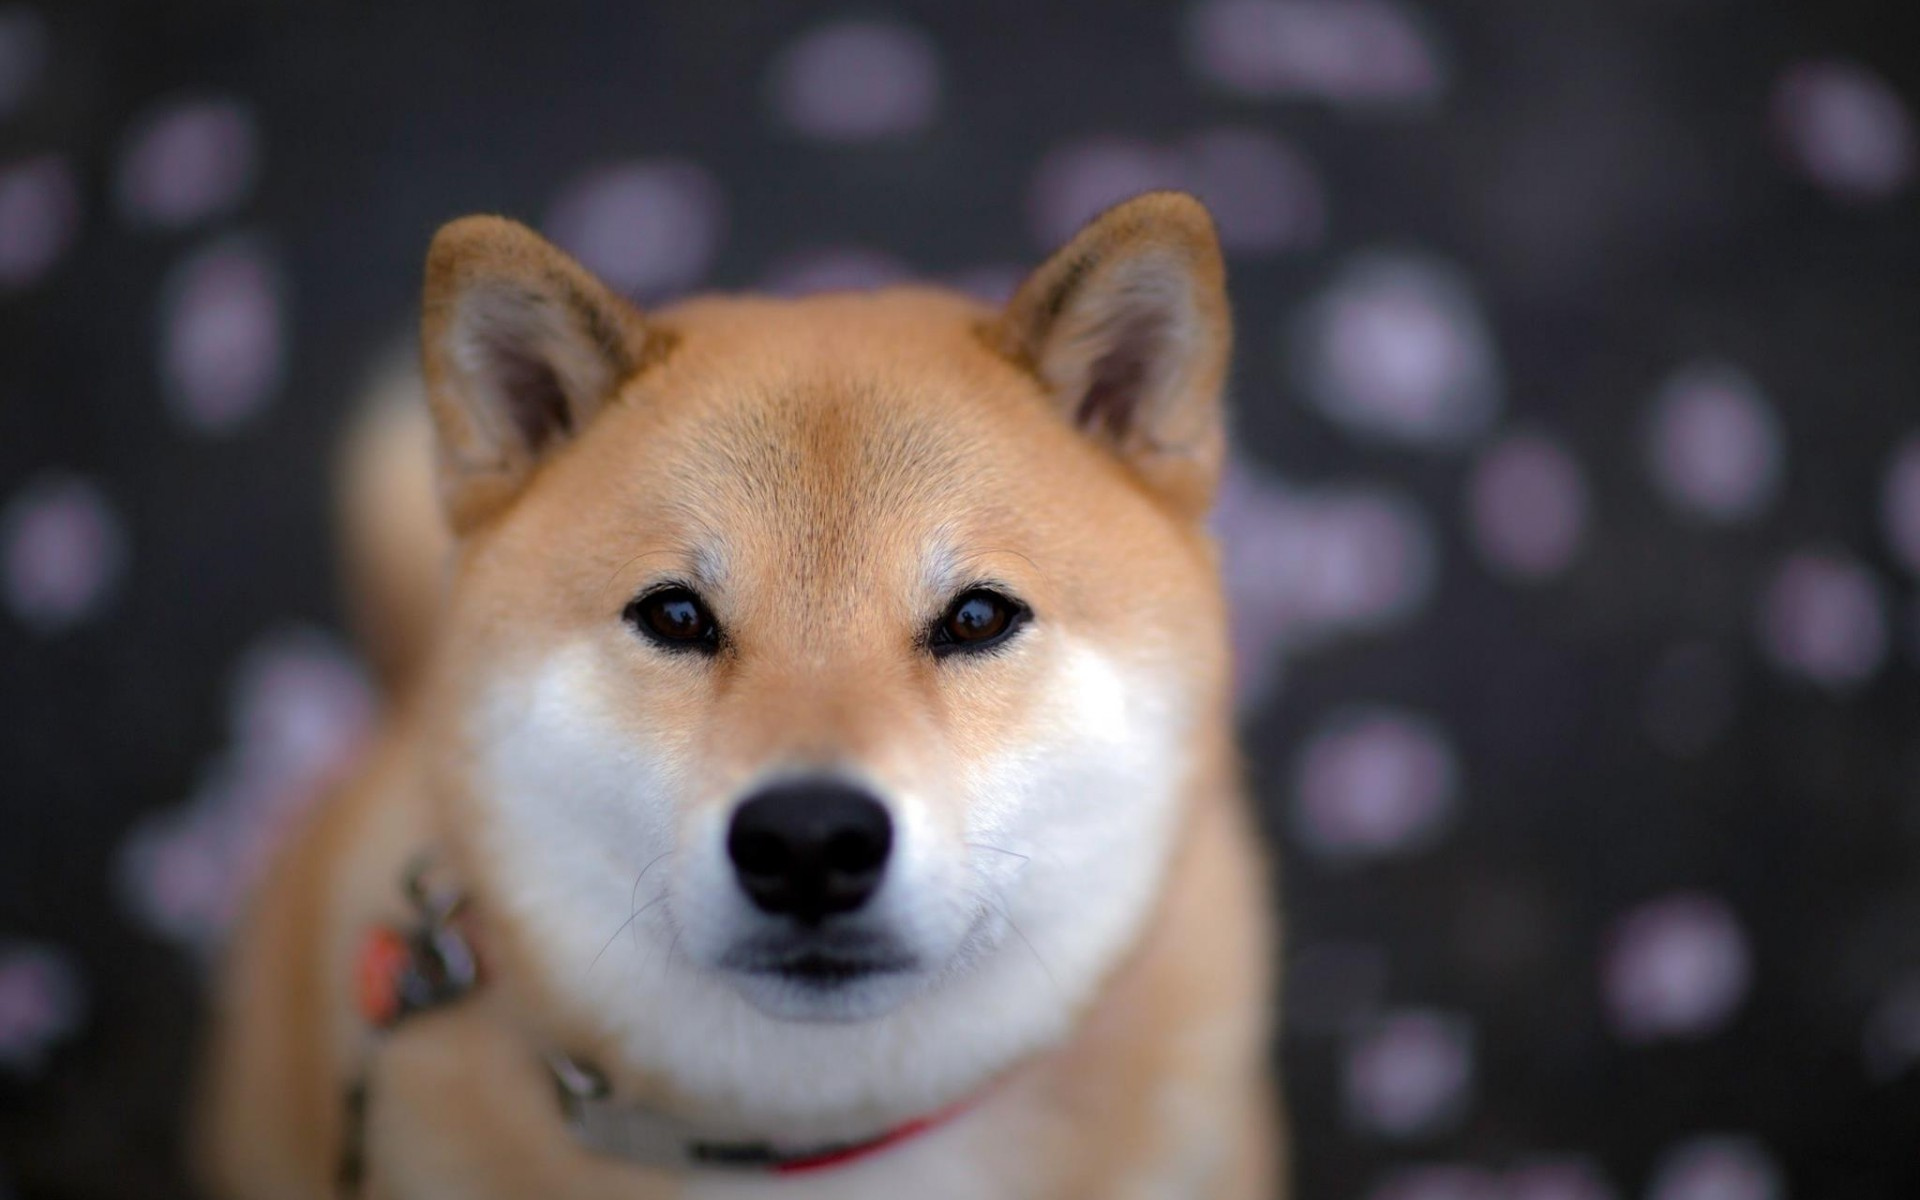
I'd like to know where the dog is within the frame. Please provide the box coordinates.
[198,191,1282,1199]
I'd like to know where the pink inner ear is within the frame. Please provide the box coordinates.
[477,332,573,453]
[1073,304,1171,442]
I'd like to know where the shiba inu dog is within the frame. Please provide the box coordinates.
[199,191,1282,1199]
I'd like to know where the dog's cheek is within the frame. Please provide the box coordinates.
[656,802,753,965]
[463,639,689,974]
[872,793,978,957]
[969,638,1194,995]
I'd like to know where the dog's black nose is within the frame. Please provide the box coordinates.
[727,781,893,924]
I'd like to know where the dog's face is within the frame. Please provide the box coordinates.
[418,195,1234,1121]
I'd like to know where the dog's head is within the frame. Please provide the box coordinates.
[417,194,1234,1122]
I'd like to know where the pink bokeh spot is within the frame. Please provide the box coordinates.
[0,153,79,291]
[0,943,86,1075]
[1291,252,1502,448]
[1293,707,1458,862]
[1,474,128,633]
[1645,361,1783,525]
[1881,434,1920,578]
[1646,1136,1784,1200]
[1344,1009,1475,1139]
[1185,0,1446,107]
[544,160,725,301]
[159,235,287,434]
[1603,892,1751,1043]
[1773,59,1915,204]
[118,628,375,953]
[1217,461,1436,705]
[115,95,259,229]
[767,20,942,142]
[759,245,912,296]
[1467,432,1588,581]
[1757,549,1887,689]
[1027,129,1323,255]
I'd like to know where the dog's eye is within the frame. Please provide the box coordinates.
[625,587,719,652]
[930,589,1027,656]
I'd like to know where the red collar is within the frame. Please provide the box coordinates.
[349,858,979,1180]
[762,1099,975,1175]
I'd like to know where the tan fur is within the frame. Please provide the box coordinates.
[200,193,1283,1199]
[335,352,451,690]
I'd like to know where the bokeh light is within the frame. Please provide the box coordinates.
[1185,0,1446,107]
[1293,707,1458,863]
[158,235,286,434]
[1289,251,1502,448]
[1343,1009,1475,1139]
[1603,892,1752,1043]
[1,474,127,634]
[115,95,259,229]
[1757,550,1888,689]
[0,153,78,292]
[1217,460,1437,703]
[1645,1135,1784,1200]
[1645,362,1784,525]
[118,628,373,952]
[1027,128,1324,255]
[1773,59,1915,204]
[0,942,85,1076]
[543,160,725,301]
[1465,432,1589,582]
[767,19,942,142]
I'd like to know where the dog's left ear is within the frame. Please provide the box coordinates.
[991,191,1231,517]
[420,215,654,534]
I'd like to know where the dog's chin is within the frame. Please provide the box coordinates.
[715,941,927,1022]
[725,962,927,1022]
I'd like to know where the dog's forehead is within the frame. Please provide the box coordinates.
[618,289,1038,558]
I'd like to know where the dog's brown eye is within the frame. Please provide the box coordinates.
[931,589,1027,657]
[625,587,719,653]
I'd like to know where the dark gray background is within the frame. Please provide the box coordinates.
[2,2,1918,1197]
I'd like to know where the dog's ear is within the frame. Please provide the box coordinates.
[420,215,654,533]
[991,191,1231,517]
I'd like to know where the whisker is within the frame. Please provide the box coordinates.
[967,841,1030,865]
[977,890,1058,998]
[666,926,686,980]
[588,852,674,975]
[627,890,670,957]
[637,890,675,976]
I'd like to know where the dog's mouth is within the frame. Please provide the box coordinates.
[720,933,918,990]
[750,951,916,987]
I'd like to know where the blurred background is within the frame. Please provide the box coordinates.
[3,1,1918,1197]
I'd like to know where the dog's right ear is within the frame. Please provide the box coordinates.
[420,216,654,533]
